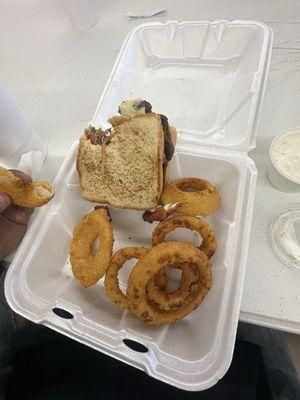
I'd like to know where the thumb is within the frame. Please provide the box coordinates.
[0,192,11,213]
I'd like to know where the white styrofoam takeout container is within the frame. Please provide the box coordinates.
[5,21,273,391]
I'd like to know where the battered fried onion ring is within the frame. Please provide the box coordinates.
[161,178,220,216]
[152,215,217,258]
[0,167,54,207]
[146,262,200,312]
[105,247,150,309]
[127,242,212,326]
[70,208,114,287]
[105,247,167,309]
[105,247,195,312]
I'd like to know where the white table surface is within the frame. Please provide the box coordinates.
[1,0,300,333]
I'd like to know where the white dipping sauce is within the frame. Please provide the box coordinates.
[271,131,300,183]
[271,209,300,270]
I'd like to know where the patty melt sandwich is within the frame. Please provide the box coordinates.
[77,99,177,210]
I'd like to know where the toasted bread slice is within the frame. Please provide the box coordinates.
[77,113,164,210]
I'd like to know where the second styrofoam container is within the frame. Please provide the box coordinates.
[5,20,273,391]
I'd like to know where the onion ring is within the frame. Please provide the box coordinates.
[127,242,212,326]
[105,247,167,309]
[152,215,217,258]
[0,167,54,207]
[160,178,220,216]
[105,247,149,309]
[146,262,200,311]
[70,208,114,287]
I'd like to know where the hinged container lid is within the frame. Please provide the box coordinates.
[93,20,273,153]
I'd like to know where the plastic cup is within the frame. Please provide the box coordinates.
[61,0,98,30]
[0,85,46,169]
[270,209,300,271]
[267,128,300,192]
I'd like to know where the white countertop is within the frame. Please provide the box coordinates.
[1,0,300,333]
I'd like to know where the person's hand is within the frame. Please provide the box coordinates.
[0,170,34,260]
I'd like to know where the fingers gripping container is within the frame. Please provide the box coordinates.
[5,21,273,391]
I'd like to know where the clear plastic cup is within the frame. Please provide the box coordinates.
[61,0,98,30]
[267,128,300,192]
[0,85,47,170]
[270,209,300,271]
